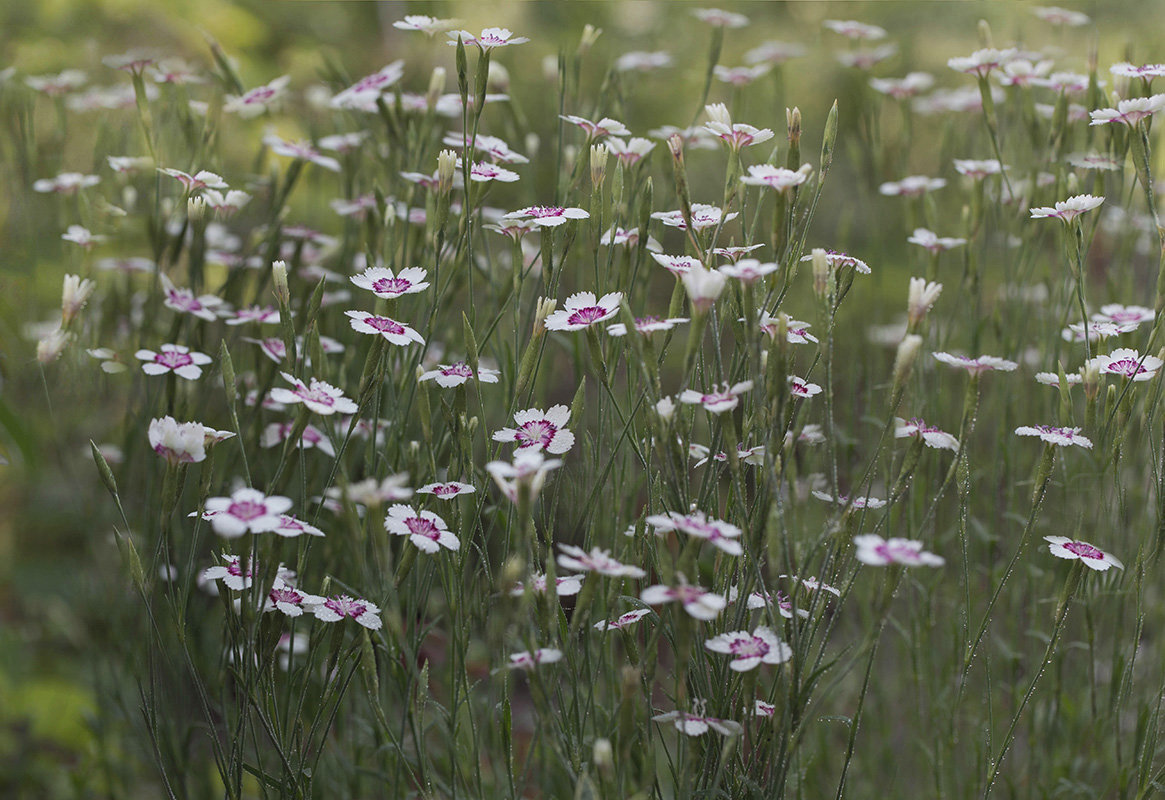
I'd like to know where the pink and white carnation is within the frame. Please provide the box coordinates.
[203,488,293,538]
[854,534,944,567]
[493,405,574,454]
[705,626,792,671]
[385,505,459,554]
[135,344,212,380]
[269,372,358,415]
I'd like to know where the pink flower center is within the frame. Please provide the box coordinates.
[674,586,704,603]
[1107,359,1147,376]
[441,363,473,379]
[371,278,411,295]
[228,500,268,521]
[326,596,366,618]
[1063,541,1104,560]
[877,542,921,563]
[300,387,335,407]
[433,484,459,497]
[567,306,608,326]
[529,206,565,219]
[516,420,558,449]
[405,516,440,540]
[278,516,304,532]
[226,559,251,578]
[701,391,733,406]
[364,316,406,335]
[730,636,769,659]
[157,350,194,369]
[270,587,302,605]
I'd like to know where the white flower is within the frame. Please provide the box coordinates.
[1030,194,1105,222]
[393,15,459,35]
[543,292,622,331]
[486,449,563,505]
[493,405,575,454]
[908,228,966,253]
[266,578,325,617]
[1088,348,1163,381]
[823,19,886,40]
[646,509,743,556]
[869,72,935,99]
[385,505,459,553]
[269,372,358,415]
[651,707,743,736]
[932,352,1018,375]
[308,594,382,629]
[224,75,290,116]
[149,417,232,464]
[705,627,792,671]
[135,344,212,380]
[329,62,405,109]
[640,583,726,620]
[1044,536,1123,570]
[345,311,425,347]
[1089,95,1165,127]
[854,534,944,567]
[502,205,589,228]
[681,264,728,313]
[947,48,1018,77]
[203,488,293,538]
[594,608,652,631]
[1014,425,1093,448]
[419,362,500,387]
[557,545,645,578]
[508,648,563,669]
[895,418,959,451]
[559,115,629,138]
[447,27,529,50]
[679,381,753,414]
[879,175,947,197]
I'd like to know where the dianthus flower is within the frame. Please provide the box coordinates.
[1030,194,1104,222]
[895,418,960,451]
[345,311,425,347]
[1089,348,1163,381]
[385,505,459,553]
[308,594,382,629]
[135,344,212,380]
[543,292,621,331]
[557,545,646,578]
[203,488,293,538]
[419,362,500,387]
[854,534,944,566]
[508,648,562,669]
[652,702,743,736]
[1014,425,1093,448]
[679,381,753,414]
[640,582,726,620]
[705,627,793,671]
[1044,536,1123,570]
[502,205,589,227]
[594,608,652,631]
[269,373,358,415]
[932,352,1018,375]
[493,405,575,453]
[646,509,743,556]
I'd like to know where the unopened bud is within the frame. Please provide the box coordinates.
[907,277,942,328]
[500,554,526,591]
[590,144,609,188]
[786,107,802,146]
[892,334,923,389]
[705,102,732,128]
[487,61,509,92]
[187,195,207,222]
[533,297,557,335]
[37,328,72,363]
[978,19,993,49]
[667,133,684,161]
[1066,172,1080,194]
[427,66,446,107]
[592,738,614,774]
[1082,360,1101,400]
[437,149,457,194]
[811,248,832,298]
[271,260,290,305]
[579,24,603,55]
[61,274,96,327]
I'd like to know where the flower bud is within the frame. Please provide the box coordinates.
[533,297,557,335]
[187,195,207,222]
[1081,359,1101,400]
[37,328,72,363]
[579,24,603,56]
[811,248,831,299]
[271,260,290,305]
[786,107,802,147]
[426,66,446,108]
[592,737,614,775]
[61,274,95,327]
[681,264,727,314]
[437,149,458,195]
[705,102,732,128]
[590,144,609,188]
[907,277,942,328]
[892,334,923,390]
